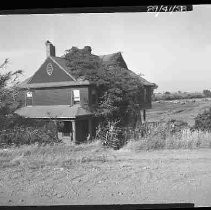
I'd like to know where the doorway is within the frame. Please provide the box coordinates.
[62,121,72,140]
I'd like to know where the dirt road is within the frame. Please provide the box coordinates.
[0,149,211,207]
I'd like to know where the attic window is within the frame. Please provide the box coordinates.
[46,63,54,76]
[73,89,80,104]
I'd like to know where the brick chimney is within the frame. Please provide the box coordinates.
[45,40,56,57]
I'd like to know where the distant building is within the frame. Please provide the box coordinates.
[15,41,156,144]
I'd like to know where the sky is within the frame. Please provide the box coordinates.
[0,5,211,93]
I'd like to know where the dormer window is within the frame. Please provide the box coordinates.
[26,91,33,106]
[73,89,80,104]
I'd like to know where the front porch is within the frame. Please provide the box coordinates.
[57,117,96,144]
[15,104,96,144]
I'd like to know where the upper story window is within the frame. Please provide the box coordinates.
[26,91,32,98]
[73,89,80,104]
[26,91,33,106]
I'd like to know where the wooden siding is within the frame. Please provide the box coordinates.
[26,86,91,107]
[135,87,152,109]
[143,86,152,109]
[25,86,151,108]
[29,57,73,84]
[32,88,71,106]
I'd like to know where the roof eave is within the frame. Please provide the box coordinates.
[19,80,91,89]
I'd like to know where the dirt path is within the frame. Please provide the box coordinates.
[0,149,211,207]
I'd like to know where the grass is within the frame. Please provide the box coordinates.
[0,127,211,170]
[0,141,114,170]
[123,129,211,152]
[147,98,211,126]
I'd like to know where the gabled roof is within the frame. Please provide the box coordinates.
[126,69,155,87]
[99,52,128,69]
[52,52,155,87]
[51,56,73,77]
[19,48,156,88]
[15,104,93,119]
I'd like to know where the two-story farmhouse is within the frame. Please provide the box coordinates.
[15,41,156,144]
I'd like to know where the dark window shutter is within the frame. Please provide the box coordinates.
[80,88,89,106]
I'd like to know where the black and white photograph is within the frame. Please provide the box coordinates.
[0,4,210,207]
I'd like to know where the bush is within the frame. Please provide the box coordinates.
[0,59,61,148]
[124,126,211,151]
[0,126,61,148]
[121,118,211,151]
[193,107,211,132]
[95,119,190,150]
[0,116,61,148]
[96,121,128,150]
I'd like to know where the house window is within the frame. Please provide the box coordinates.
[26,91,32,98]
[73,89,80,104]
[26,91,33,106]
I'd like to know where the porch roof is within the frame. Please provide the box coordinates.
[15,104,94,119]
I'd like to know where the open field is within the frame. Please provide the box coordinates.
[147,98,211,126]
[0,142,211,207]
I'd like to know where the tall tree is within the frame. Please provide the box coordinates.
[0,59,23,129]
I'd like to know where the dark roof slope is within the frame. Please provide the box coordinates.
[52,56,71,73]
[126,69,155,87]
[99,52,128,69]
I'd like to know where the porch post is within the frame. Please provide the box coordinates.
[53,120,58,138]
[88,118,92,141]
[71,120,76,144]
[143,109,146,122]
[139,110,142,125]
